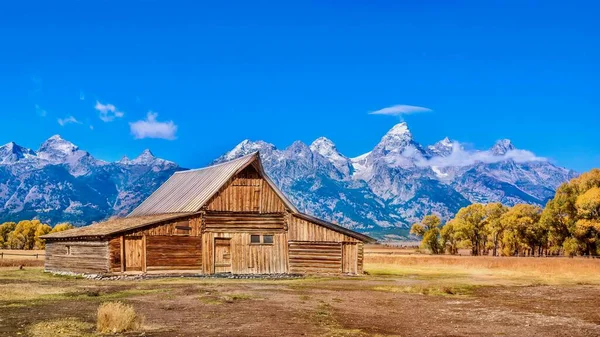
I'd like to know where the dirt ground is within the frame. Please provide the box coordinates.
[1,247,600,336]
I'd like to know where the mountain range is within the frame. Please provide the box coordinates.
[215,122,577,237]
[0,135,179,226]
[0,124,577,238]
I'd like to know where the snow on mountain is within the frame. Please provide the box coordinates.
[427,137,454,157]
[0,142,36,164]
[310,137,353,177]
[217,122,577,236]
[490,139,516,155]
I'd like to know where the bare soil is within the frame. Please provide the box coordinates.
[0,268,599,337]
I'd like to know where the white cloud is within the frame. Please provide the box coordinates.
[95,101,124,122]
[129,112,177,140]
[79,91,85,101]
[35,104,47,117]
[416,142,546,168]
[57,116,81,126]
[369,104,432,116]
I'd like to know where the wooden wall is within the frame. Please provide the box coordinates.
[108,215,203,273]
[206,165,286,213]
[204,212,285,232]
[288,215,361,243]
[288,242,342,274]
[126,216,202,237]
[146,236,202,271]
[45,241,109,274]
[202,232,288,274]
[357,243,364,274]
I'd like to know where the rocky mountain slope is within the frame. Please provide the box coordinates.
[0,136,179,225]
[216,122,577,236]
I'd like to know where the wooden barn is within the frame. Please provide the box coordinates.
[42,152,374,276]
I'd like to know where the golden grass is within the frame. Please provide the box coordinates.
[96,301,143,334]
[0,259,44,267]
[28,318,94,337]
[364,252,600,285]
[0,283,68,301]
[372,284,476,296]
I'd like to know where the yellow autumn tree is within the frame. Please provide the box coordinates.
[410,214,444,254]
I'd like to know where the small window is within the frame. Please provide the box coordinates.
[65,246,71,255]
[263,235,274,244]
[250,235,260,243]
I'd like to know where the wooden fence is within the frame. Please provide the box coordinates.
[0,252,45,259]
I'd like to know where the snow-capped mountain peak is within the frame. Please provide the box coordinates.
[37,135,80,161]
[386,122,411,137]
[124,149,176,169]
[310,137,352,176]
[428,137,455,157]
[221,139,277,161]
[0,142,36,164]
[490,139,515,155]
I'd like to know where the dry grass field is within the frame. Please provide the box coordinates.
[1,245,599,336]
[0,250,45,267]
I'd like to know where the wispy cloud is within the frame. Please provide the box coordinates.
[369,104,432,116]
[35,104,47,117]
[95,101,124,122]
[416,142,546,168]
[129,112,177,140]
[57,116,82,126]
[79,90,85,101]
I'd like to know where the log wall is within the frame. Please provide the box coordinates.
[146,236,202,271]
[204,212,285,232]
[125,216,202,237]
[288,241,342,274]
[45,241,109,274]
[288,215,360,243]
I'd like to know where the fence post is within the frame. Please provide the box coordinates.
[0,252,2,259]
[35,254,39,260]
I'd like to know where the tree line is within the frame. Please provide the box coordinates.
[411,168,600,257]
[0,220,73,250]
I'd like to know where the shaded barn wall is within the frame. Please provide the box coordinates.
[45,241,109,274]
[108,216,203,272]
[288,215,364,274]
[206,165,286,213]
[202,212,288,274]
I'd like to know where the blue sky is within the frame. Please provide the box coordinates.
[0,1,598,171]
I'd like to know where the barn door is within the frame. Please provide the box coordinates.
[125,237,144,271]
[214,238,232,273]
[342,243,358,274]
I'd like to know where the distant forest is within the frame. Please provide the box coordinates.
[411,168,600,257]
[0,221,73,250]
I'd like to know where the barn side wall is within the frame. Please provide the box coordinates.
[45,240,109,274]
[202,212,288,274]
[288,215,364,275]
[108,215,203,273]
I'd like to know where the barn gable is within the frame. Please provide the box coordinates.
[205,164,287,213]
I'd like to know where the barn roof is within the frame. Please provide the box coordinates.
[128,152,297,216]
[41,213,193,239]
